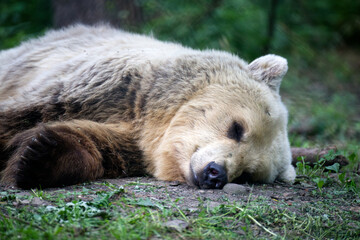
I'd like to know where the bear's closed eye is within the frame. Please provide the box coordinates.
[227,122,243,142]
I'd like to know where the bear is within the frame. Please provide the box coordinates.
[0,24,296,189]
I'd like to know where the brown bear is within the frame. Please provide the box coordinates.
[0,25,296,189]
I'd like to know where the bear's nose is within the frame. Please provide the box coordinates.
[200,162,228,189]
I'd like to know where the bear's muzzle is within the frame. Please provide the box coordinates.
[192,161,228,189]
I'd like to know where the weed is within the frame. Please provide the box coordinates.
[295,149,360,196]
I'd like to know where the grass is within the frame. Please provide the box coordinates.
[1,156,360,240]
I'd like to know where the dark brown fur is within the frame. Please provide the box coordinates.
[0,66,147,188]
[1,120,145,189]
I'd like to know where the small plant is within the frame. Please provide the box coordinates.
[295,149,360,195]
[0,191,16,201]
[296,156,311,175]
[313,177,326,193]
[325,162,340,173]
[31,188,45,199]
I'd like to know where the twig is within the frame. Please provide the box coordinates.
[0,212,46,231]
[236,207,278,237]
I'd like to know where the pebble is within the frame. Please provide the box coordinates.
[164,219,189,232]
[19,199,30,204]
[31,197,48,206]
[222,183,249,194]
[205,201,221,210]
[169,181,181,186]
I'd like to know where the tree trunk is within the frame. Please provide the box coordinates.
[52,0,144,29]
[52,0,105,28]
[264,0,279,53]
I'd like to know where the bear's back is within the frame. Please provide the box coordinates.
[0,25,248,126]
[0,25,193,106]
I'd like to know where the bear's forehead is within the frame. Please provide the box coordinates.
[191,92,285,126]
[199,81,281,111]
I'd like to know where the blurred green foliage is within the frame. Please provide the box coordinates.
[141,0,269,59]
[0,0,359,150]
[140,0,360,59]
[0,0,51,49]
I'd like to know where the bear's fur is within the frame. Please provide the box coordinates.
[0,25,295,189]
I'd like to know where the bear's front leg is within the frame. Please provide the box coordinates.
[1,120,143,189]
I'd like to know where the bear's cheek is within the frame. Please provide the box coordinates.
[223,155,244,182]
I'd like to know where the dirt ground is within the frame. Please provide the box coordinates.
[5,176,357,214]
[1,176,360,239]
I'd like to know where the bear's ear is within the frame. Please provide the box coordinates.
[248,54,288,93]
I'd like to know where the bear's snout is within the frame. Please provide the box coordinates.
[197,162,228,189]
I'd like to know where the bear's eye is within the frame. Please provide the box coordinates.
[227,122,243,142]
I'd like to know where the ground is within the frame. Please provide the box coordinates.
[1,174,359,239]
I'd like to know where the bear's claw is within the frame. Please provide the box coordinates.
[15,131,59,189]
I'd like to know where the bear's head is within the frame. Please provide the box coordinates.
[154,54,295,189]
